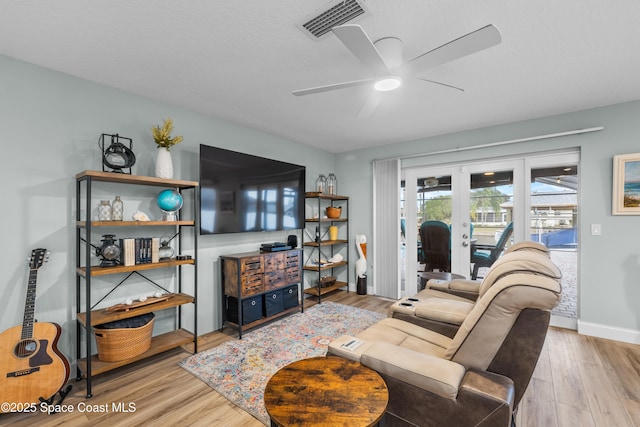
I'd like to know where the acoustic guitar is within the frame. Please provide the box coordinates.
[0,248,70,411]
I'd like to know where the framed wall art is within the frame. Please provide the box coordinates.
[612,152,640,215]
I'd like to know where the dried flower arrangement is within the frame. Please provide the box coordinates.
[151,118,183,149]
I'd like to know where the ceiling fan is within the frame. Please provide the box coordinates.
[292,24,501,118]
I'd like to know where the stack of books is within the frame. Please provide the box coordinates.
[120,237,160,266]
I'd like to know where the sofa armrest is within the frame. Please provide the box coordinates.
[414,298,474,325]
[360,342,466,400]
[328,335,375,361]
[426,278,481,301]
[448,279,481,293]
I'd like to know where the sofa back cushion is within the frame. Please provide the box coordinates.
[444,273,561,369]
[478,251,561,298]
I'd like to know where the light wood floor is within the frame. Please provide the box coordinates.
[1,291,638,426]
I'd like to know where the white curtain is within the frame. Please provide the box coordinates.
[372,158,401,299]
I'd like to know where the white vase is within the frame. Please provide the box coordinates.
[155,147,173,179]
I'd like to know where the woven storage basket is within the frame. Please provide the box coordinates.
[94,313,154,362]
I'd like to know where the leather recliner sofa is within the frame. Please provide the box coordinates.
[388,242,561,338]
[328,259,561,426]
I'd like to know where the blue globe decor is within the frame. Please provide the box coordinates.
[157,189,183,221]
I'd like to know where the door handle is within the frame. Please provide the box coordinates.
[462,241,469,247]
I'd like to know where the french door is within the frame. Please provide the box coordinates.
[405,159,523,294]
[403,150,579,313]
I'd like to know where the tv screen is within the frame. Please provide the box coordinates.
[199,144,306,235]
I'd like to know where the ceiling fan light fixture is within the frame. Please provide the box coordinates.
[374,76,402,92]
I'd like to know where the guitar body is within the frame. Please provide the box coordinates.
[0,321,70,410]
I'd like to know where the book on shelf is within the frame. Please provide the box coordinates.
[120,237,161,266]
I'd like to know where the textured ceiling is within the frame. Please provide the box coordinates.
[1,1,640,153]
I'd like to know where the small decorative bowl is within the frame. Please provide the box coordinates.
[326,206,342,218]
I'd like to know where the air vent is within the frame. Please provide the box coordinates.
[299,0,369,39]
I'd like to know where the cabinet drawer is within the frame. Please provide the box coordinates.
[241,256,263,274]
[264,290,284,316]
[285,250,301,268]
[263,253,285,272]
[241,274,263,296]
[264,270,285,291]
[285,267,302,284]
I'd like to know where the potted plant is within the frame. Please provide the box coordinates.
[152,118,183,178]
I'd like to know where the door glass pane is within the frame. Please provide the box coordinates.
[417,176,452,272]
[531,165,578,320]
[470,170,514,279]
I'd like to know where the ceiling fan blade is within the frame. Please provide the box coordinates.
[399,24,501,76]
[416,77,465,93]
[292,78,374,96]
[357,91,382,119]
[332,24,390,77]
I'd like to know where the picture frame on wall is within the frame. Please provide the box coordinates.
[612,152,640,215]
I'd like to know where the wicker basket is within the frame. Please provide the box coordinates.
[94,314,154,362]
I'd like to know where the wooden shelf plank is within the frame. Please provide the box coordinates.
[76,170,198,188]
[303,281,348,296]
[77,258,195,277]
[76,329,194,377]
[303,239,348,247]
[77,220,195,227]
[304,218,348,223]
[303,261,348,272]
[77,293,195,326]
[305,192,349,200]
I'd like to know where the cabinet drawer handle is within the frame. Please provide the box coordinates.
[272,294,277,299]
[288,289,293,294]
[251,300,256,306]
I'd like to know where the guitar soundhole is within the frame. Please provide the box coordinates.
[14,339,38,358]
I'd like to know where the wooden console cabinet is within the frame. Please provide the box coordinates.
[220,249,302,338]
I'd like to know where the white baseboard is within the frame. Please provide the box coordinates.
[550,315,577,330]
[577,320,640,345]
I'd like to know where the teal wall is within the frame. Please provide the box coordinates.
[1,52,638,370]
[336,100,640,342]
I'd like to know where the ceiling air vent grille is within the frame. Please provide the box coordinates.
[301,0,368,39]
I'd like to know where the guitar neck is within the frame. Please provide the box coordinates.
[21,268,38,340]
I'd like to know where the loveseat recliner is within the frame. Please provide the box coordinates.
[389,242,561,338]
[328,252,562,427]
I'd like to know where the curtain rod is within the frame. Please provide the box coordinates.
[377,126,604,162]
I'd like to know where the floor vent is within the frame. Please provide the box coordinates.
[300,0,369,39]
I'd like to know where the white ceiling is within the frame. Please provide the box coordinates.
[2,1,640,153]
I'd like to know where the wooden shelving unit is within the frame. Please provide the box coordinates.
[75,170,198,398]
[303,193,349,302]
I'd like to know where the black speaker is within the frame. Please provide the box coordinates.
[287,234,297,248]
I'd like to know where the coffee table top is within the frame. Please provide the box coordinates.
[264,355,388,427]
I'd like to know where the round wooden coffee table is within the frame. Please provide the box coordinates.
[264,355,388,427]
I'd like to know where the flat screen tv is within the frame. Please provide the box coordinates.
[199,144,306,235]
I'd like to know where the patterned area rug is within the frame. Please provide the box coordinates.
[179,301,384,425]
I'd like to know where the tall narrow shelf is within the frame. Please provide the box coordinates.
[75,170,198,398]
[303,193,349,302]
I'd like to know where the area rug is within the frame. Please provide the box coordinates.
[178,301,384,425]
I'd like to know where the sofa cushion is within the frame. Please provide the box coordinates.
[358,317,452,357]
[361,342,466,400]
